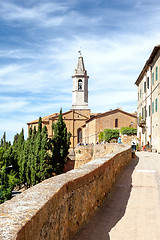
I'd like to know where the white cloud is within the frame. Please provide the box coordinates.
[0,2,69,25]
[0,0,160,141]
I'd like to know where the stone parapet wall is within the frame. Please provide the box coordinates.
[121,135,137,145]
[74,143,128,168]
[0,145,131,240]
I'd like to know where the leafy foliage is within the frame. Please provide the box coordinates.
[51,108,71,175]
[103,129,119,142]
[98,132,103,142]
[0,109,71,204]
[121,127,137,135]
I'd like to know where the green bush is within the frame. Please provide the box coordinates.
[121,127,137,135]
[103,129,119,142]
[98,132,103,142]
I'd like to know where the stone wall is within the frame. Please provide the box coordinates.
[74,143,127,168]
[121,135,137,145]
[0,145,131,240]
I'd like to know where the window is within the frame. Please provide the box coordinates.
[77,128,82,143]
[152,101,154,114]
[144,106,147,119]
[115,118,118,128]
[140,89,142,98]
[144,81,146,93]
[149,105,151,116]
[156,66,158,81]
[152,72,154,85]
[147,77,149,89]
[155,98,158,112]
[138,92,139,101]
[78,79,82,90]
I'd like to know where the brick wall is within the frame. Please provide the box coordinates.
[82,110,137,144]
[0,145,131,240]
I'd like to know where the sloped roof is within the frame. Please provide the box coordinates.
[27,109,89,124]
[135,45,160,86]
[27,113,59,125]
[85,108,137,124]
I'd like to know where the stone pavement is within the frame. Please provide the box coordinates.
[73,152,160,240]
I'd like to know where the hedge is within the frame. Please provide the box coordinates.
[121,127,137,135]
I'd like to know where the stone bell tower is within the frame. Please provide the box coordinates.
[71,52,89,110]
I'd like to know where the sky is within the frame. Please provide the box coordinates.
[0,0,160,142]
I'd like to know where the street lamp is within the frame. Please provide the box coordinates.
[0,165,13,200]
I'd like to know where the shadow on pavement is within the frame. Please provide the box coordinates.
[73,155,139,240]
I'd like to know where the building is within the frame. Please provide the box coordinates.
[135,45,160,152]
[27,54,91,151]
[82,108,137,145]
[27,53,137,152]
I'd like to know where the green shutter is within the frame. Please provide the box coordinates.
[155,98,158,112]
[149,105,151,116]
[152,102,154,114]
[156,67,158,81]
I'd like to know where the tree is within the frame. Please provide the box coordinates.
[121,127,137,135]
[98,132,104,142]
[39,126,52,181]
[30,126,37,186]
[26,127,33,187]
[17,129,25,185]
[103,129,119,142]
[51,109,71,175]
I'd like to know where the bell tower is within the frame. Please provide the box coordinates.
[71,52,89,110]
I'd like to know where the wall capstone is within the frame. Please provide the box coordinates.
[0,144,131,240]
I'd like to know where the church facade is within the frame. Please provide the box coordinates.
[27,54,137,149]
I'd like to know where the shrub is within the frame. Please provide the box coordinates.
[121,127,137,135]
[103,129,119,142]
[98,132,103,142]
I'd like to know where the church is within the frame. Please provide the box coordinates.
[27,53,137,150]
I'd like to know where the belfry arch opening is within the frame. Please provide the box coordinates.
[78,79,82,90]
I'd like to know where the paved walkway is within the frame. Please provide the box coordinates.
[73,152,160,240]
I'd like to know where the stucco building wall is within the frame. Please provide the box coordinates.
[135,45,160,152]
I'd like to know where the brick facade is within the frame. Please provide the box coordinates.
[82,109,137,144]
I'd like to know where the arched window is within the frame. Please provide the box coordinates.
[77,128,82,143]
[115,118,118,128]
[78,79,82,90]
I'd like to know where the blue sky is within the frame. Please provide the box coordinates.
[0,0,160,142]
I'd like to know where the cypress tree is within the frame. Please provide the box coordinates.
[30,126,37,186]
[51,108,71,175]
[39,126,52,181]
[18,129,25,185]
[26,127,33,187]
[35,117,42,184]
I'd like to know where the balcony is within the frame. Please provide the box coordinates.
[138,118,146,128]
